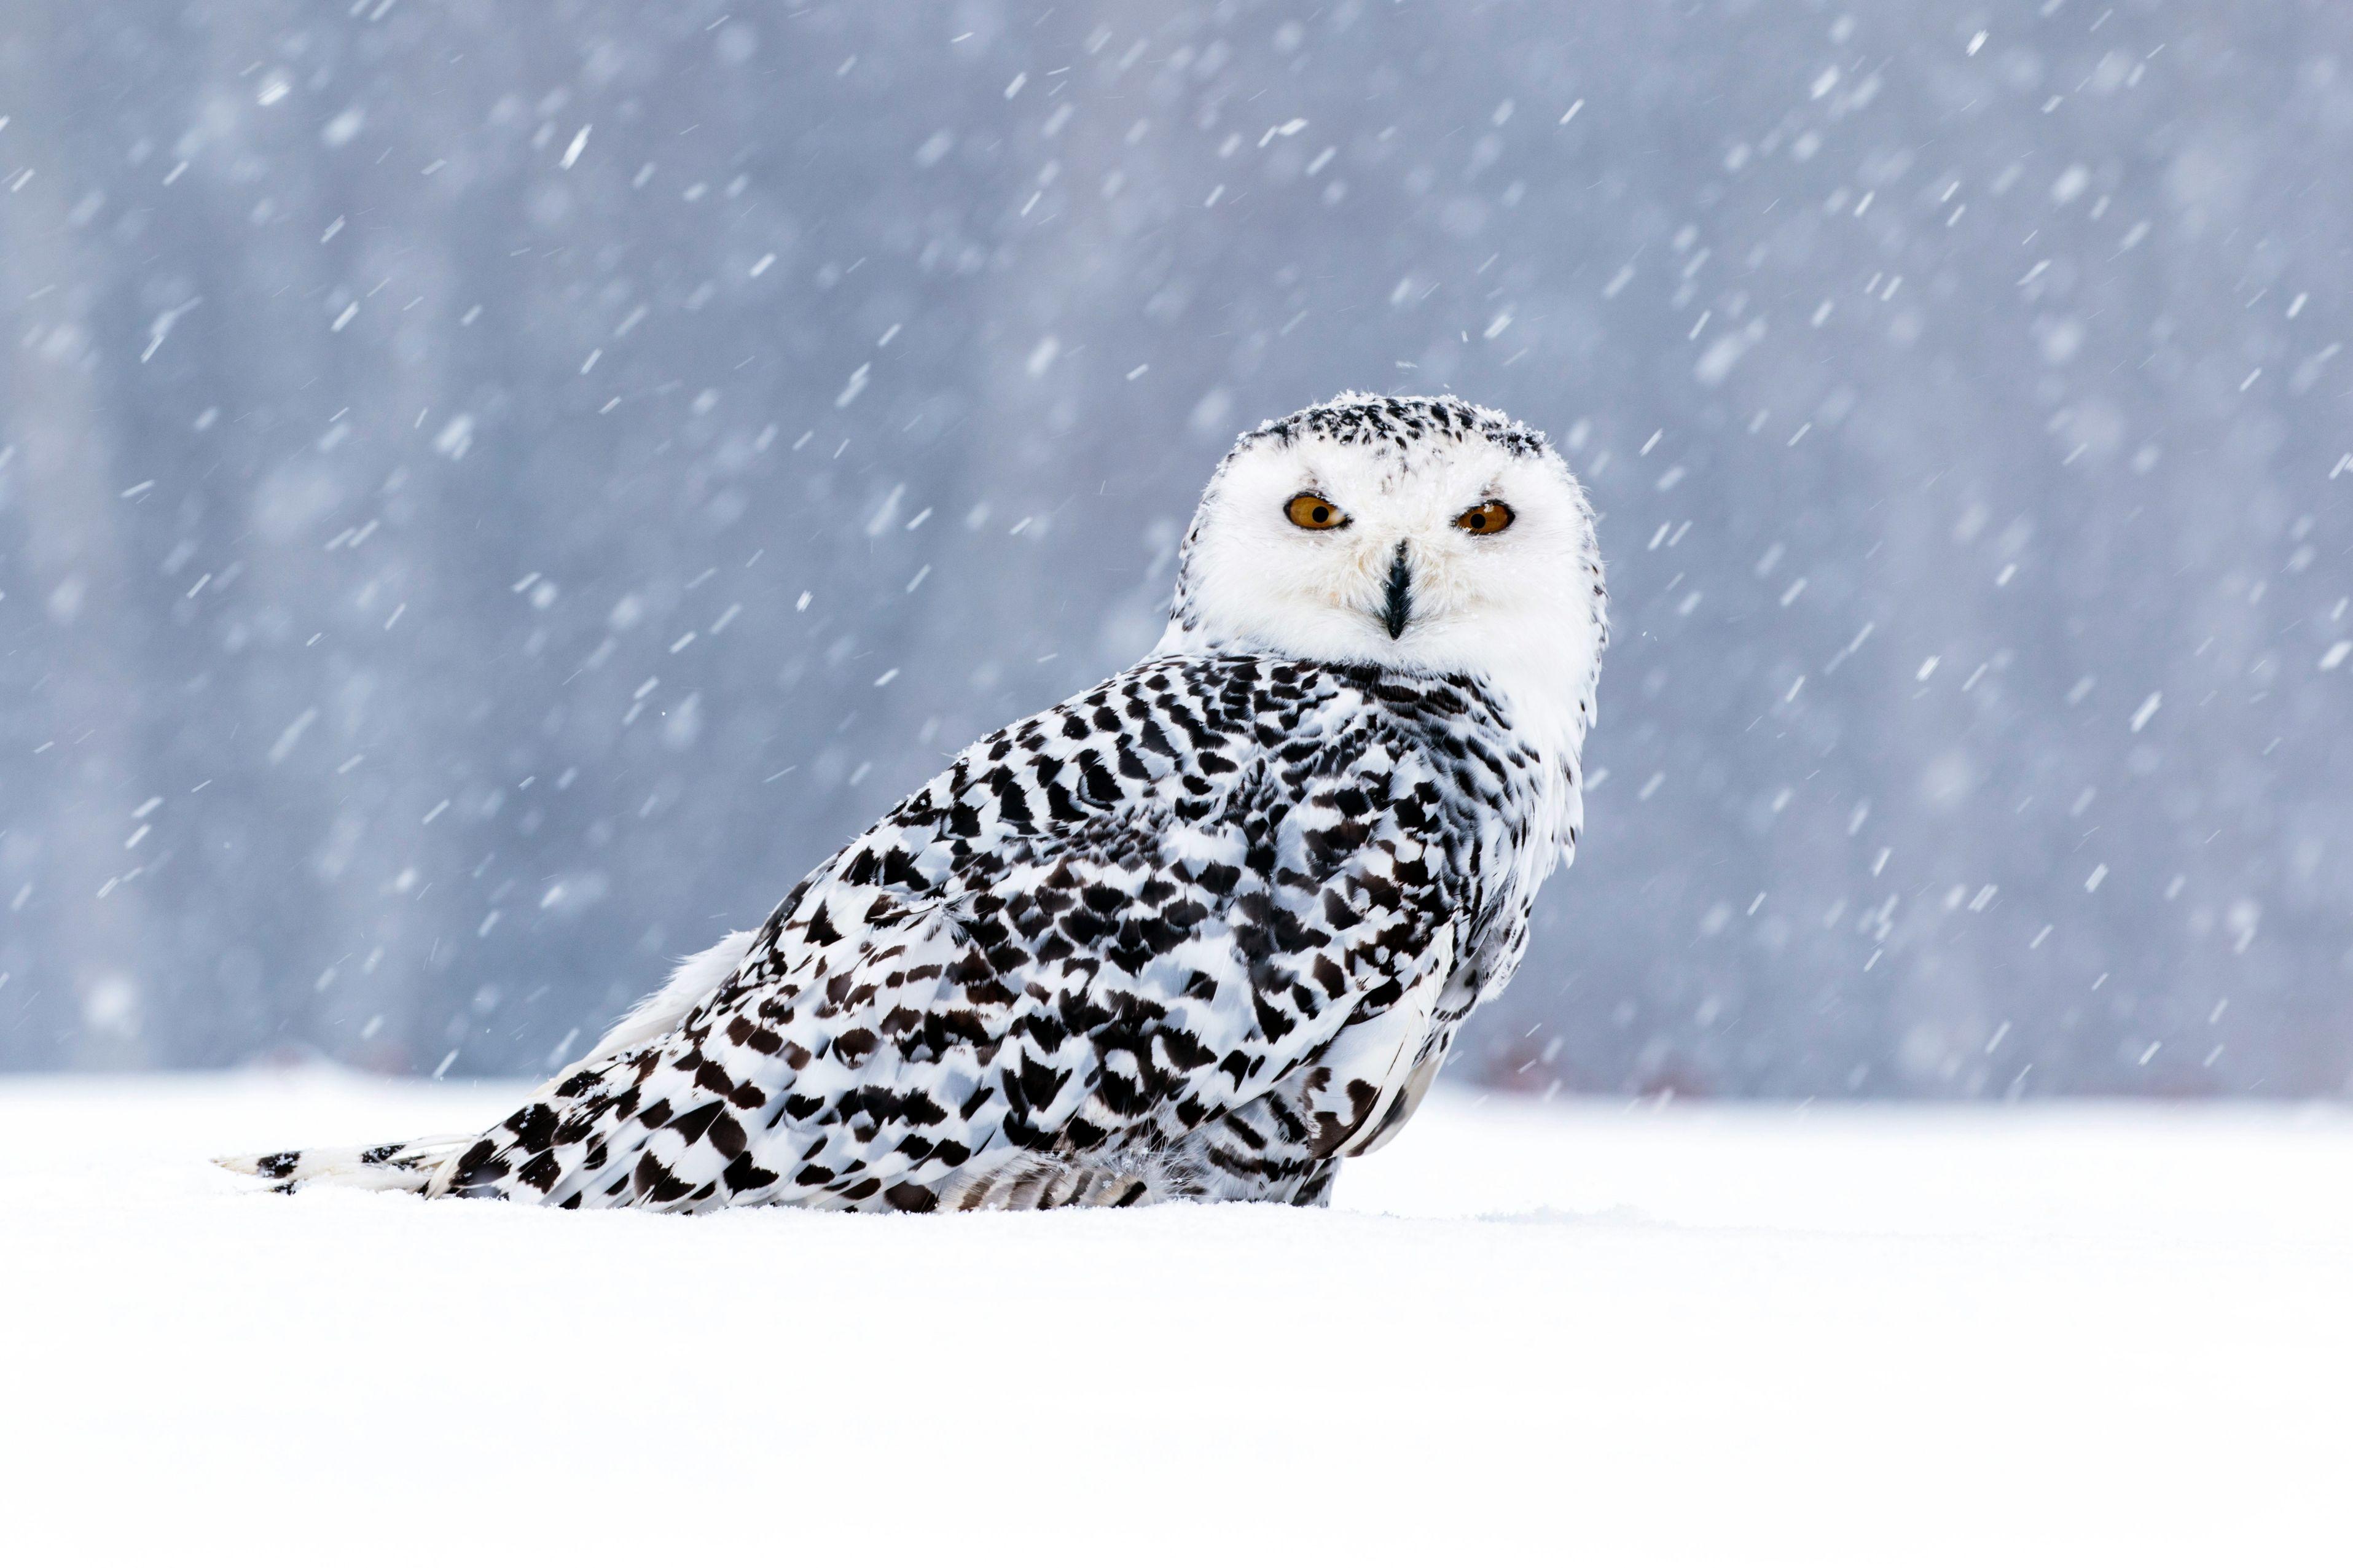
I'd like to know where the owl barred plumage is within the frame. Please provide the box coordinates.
[225,393,1608,1211]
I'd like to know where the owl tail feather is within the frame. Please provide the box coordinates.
[214,929,764,1199]
[216,1134,471,1195]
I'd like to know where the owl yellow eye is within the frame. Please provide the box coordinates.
[1454,500,1515,536]
[1285,493,1349,530]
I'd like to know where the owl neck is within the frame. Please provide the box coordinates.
[1151,614,1592,779]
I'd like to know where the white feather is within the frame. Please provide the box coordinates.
[579,927,761,1067]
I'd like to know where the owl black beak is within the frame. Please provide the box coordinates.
[1382,542,1412,639]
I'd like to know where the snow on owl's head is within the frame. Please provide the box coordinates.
[1157,393,1608,755]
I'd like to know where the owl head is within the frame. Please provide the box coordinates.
[1157,393,1608,757]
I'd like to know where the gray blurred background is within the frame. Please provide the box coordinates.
[3,1,2349,1096]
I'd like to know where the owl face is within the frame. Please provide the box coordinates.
[1162,395,1607,754]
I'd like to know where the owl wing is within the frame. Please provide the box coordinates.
[433,657,1466,1211]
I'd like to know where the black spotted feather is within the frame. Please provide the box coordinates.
[236,655,1567,1212]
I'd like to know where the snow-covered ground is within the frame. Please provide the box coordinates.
[4,1072,2347,1565]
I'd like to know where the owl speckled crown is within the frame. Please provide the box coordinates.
[1235,392,1551,465]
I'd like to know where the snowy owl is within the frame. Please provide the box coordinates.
[227,394,1608,1211]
